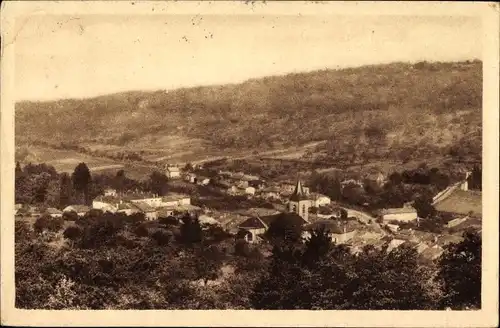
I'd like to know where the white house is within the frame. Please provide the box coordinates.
[310,193,331,207]
[244,186,256,196]
[46,208,63,218]
[131,202,158,221]
[63,205,90,217]
[386,223,400,233]
[117,202,139,216]
[92,200,118,213]
[129,194,163,208]
[161,194,191,207]
[198,214,220,226]
[380,207,418,223]
[184,173,197,183]
[197,177,211,186]
[165,165,181,179]
[104,188,117,197]
[303,219,359,244]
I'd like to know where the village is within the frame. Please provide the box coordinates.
[15,160,482,265]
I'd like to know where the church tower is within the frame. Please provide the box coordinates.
[288,179,310,222]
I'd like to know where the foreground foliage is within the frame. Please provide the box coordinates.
[15,213,481,310]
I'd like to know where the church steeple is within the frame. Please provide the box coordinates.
[290,179,308,202]
[288,178,310,222]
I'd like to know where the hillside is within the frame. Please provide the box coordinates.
[15,60,482,169]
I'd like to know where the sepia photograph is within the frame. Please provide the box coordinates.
[1,1,498,327]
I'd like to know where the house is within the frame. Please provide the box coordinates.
[244,186,256,196]
[45,208,63,218]
[238,212,308,243]
[380,207,418,223]
[385,239,406,253]
[116,202,140,216]
[165,165,181,179]
[63,205,90,217]
[197,177,211,186]
[104,188,117,197]
[236,180,250,189]
[127,193,164,208]
[248,179,265,190]
[310,193,331,207]
[92,199,118,213]
[198,214,220,226]
[303,219,360,244]
[386,223,400,233]
[131,202,158,220]
[260,186,281,200]
[236,207,281,218]
[158,204,202,218]
[161,194,191,207]
[184,173,197,183]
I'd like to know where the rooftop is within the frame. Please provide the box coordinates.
[434,189,482,217]
[381,207,417,215]
[235,207,280,218]
[239,212,308,230]
[305,219,361,234]
[65,205,90,213]
[46,207,63,215]
[162,193,191,202]
[132,202,156,213]
[289,180,309,202]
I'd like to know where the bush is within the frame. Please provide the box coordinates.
[159,216,179,226]
[63,210,79,221]
[134,224,149,237]
[151,229,171,246]
[34,215,64,233]
[63,226,82,241]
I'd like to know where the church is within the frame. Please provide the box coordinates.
[287,179,311,222]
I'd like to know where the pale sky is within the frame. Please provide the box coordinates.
[15,15,482,101]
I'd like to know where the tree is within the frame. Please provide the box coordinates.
[469,165,482,191]
[184,162,194,172]
[191,245,225,286]
[250,244,309,309]
[178,214,203,245]
[339,208,348,221]
[302,226,332,268]
[265,213,304,245]
[437,230,481,309]
[388,172,403,185]
[413,194,436,219]
[59,173,73,208]
[71,163,92,205]
[15,162,23,178]
[149,171,169,196]
[348,244,434,309]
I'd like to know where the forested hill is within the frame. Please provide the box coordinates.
[16,60,482,164]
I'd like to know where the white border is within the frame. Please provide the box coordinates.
[1,1,498,327]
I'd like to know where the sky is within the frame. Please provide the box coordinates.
[15,15,482,101]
